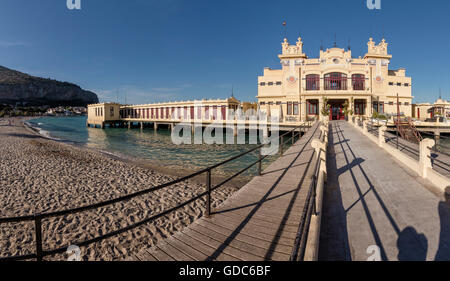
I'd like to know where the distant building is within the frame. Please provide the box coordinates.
[87,97,241,128]
[257,36,413,121]
[412,98,450,120]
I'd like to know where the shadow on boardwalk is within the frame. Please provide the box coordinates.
[128,122,322,261]
[320,121,450,261]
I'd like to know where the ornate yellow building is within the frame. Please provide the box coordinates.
[257,36,413,121]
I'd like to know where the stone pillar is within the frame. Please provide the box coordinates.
[366,98,370,119]
[311,138,327,174]
[320,124,328,144]
[140,122,144,130]
[319,98,324,122]
[419,138,435,178]
[378,125,387,147]
[362,120,368,133]
[154,122,158,131]
[301,97,307,122]
[128,122,131,129]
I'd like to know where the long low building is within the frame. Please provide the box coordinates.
[87,97,243,129]
[257,36,413,121]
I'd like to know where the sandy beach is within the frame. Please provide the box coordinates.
[0,117,237,260]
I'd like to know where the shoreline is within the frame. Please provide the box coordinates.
[22,116,248,189]
[0,117,239,260]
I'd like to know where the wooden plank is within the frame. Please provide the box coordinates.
[134,249,158,261]
[202,216,295,246]
[164,236,207,261]
[214,211,300,233]
[183,227,263,261]
[173,231,240,261]
[156,240,195,261]
[214,200,305,220]
[195,220,293,257]
[208,214,298,239]
[213,203,305,225]
[147,246,175,261]
[190,223,290,261]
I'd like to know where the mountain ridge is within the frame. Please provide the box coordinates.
[0,65,99,106]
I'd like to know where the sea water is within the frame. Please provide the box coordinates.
[27,116,284,180]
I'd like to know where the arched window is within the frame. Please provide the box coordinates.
[306,74,320,90]
[352,74,365,90]
[324,73,347,90]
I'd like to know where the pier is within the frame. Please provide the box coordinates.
[1,118,449,261]
[85,102,314,133]
[127,119,450,261]
[127,122,326,261]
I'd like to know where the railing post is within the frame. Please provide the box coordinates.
[378,125,387,147]
[419,138,435,179]
[292,130,295,144]
[396,128,399,150]
[280,135,283,155]
[258,147,262,176]
[362,120,368,134]
[35,215,43,261]
[205,169,211,217]
[434,131,440,152]
[312,175,317,216]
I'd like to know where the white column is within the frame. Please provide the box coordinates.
[378,125,387,147]
[419,138,435,178]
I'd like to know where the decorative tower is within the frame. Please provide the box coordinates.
[278,37,307,88]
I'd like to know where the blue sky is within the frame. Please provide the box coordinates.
[0,0,448,104]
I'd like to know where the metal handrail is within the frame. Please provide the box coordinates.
[420,131,450,140]
[0,122,312,261]
[427,147,450,168]
[427,155,450,172]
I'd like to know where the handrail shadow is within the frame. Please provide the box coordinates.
[205,125,320,260]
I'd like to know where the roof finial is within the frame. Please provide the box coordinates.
[282,21,287,40]
[333,33,337,48]
[320,40,323,51]
[348,38,351,50]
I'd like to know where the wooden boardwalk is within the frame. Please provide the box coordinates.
[127,122,322,261]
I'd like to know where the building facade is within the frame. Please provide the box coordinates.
[413,98,450,120]
[257,37,413,122]
[87,98,241,128]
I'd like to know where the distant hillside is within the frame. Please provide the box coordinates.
[0,65,99,106]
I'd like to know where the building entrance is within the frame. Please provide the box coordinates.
[328,99,347,121]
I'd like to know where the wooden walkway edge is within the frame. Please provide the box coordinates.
[127,122,322,261]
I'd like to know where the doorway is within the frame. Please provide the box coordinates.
[328,99,346,121]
